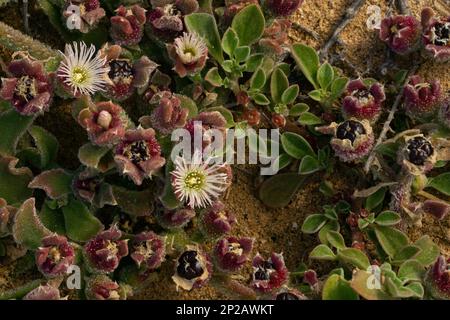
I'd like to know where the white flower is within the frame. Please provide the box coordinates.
[174,32,208,65]
[171,151,228,209]
[58,41,109,96]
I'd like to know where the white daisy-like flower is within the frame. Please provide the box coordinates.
[171,151,229,209]
[174,32,208,65]
[57,41,109,96]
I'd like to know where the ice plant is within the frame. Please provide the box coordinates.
[251,252,289,293]
[199,201,237,238]
[83,225,129,274]
[316,119,374,163]
[85,275,130,300]
[114,128,166,186]
[379,15,421,55]
[57,41,109,97]
[403,75,442,121]
[130,231,166,270]
[397,134,436,175]
[168,32,208,78]
[0,56,53,115]
[147,0,199,37]
[172,246,212,291]
[266,0,303,17]
[63,0,105,33]
[342,79,385,122]
[171,151,229,209]
[213,236,253,272]
[146,90,189,135]
[100,44,157,101]
[110,5,147,46]
[425,256,450,300]
[35,234,75,278]
[23,285,63,300]
[184,111,228,151]
[155,206,196,229]
[421,7,450,62]
[78,100,127,146]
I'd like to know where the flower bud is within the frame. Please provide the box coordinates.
[266,0,303,17]
[200,201,237,238]
[155,206,195,229]
[110,5,146,46]
[130,231,166,270]
[272,114,286,128]
[424,256,450,300]
[243,109,261,126]
[403,75,442,121]
[83,225,129,274]
[147,91,189,135]
[172,246,212,291]
[422,200,450,221]
[379,15,421,55]
[342,79,385,122]
[36,234,75,278]
[421,7,450,63]
[23,284,63,300]
[213,236,253,272]
[251,252,289,293]
[85,274,131,300]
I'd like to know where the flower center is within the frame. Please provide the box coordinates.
[163,4,180,16]
[108,59,133,84]
[49,247,62,263]
[432,22,450,46]
[14,75,37,102]
[96,110,113,129]
[406,136,434,166]
[228,242,243,256]
[352,89,373,105]
[336,120,366,144]
[135,240,154,260]
[123,140,150,164]
[254,261,275,281]
[71,66,89,85]
[184,171,205,190]
[106,240,119,256]
[177,250,204,280]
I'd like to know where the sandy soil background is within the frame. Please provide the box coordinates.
[0,0,449,299]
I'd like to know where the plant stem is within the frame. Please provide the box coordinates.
[320,0,367,59]
[291,22,320,40]
[395,0,410,15]
[418,190,441,201]
[22,0,29,34]
[364,65,419,173]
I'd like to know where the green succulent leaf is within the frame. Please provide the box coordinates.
[365,187,386,212]
[112,186,154,217]
[205,67,223,87]
[231,4,265,46]
[281,132,315,159]
[301,214,327,234]
[375,211,401,226]
[245,54,264,72]
[234,46,251,63]
[250,68,266,90]
[28,169,72,200]
[398,260,424,282]
[281,85,299,105]
[317,62,334,90]
[330,77,349,98]
[258,173,305,208]
[337,248,370,270]
[290,103,309,116]
[185,13,224,63]
[271,68,289,103]
[374,225,409,258]
[78,143,113,172]
[318,220,340,244]
[291,43,320,89]
[0,110,35,156]
[12,198,51,250]
[28,125,58,169]
[392,245,421,265]
[0,156,33,206]
[298,112,323,126]
[252,93,270,105]
[298,155,321,175]
[39,201,66,235]
[222,28,239,57]
[427,172,450,196]
[326,231,346,250]
[322,274,359,300]
[309,244,336,261]
[62,198,103,242]
[413,235,440,267]
[308,89,323,101]
[350,269,392,300]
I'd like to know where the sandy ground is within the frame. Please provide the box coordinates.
[0,0,449,299]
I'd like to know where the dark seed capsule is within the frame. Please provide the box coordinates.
[406,136,434,166]
[124,140,150,164]
[108,59,133,81]
[432,22,450,46]
[336,120,366,144]
[177,250,204,280]
[276,292,300,300]
[254,261,274,281]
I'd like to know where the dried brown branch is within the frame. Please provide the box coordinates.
[320,0,367,59]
